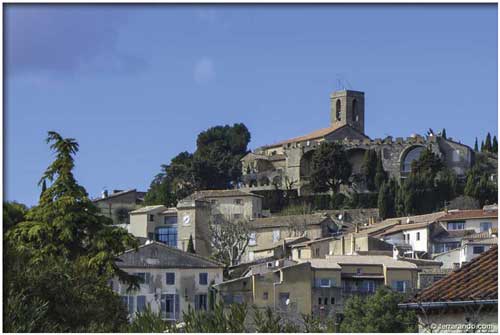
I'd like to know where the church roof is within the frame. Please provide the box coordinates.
[262,124,367,149]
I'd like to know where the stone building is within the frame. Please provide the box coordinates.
[240,89,474,195]
[93,189,146,225]
[112,241,224,321]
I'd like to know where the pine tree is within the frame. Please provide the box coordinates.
[481,140,485,152]
[474,137,479,152]
[187,234,196,254]
[485,133,492,152]
[441,128,447,139]
[492,136,498,154]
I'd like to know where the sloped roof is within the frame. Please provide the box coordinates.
[439,209,498,221]
[129,205,167,214]
[182,189,263,201]
[262,124,368,149]
[433,229,476,239]
[241,152,286,162]
[326,255,418,269]
[292,236,337,248]
[116,241,223,269]
[249,214,331,229]
[300,259,342,270]
[411,245,498,303]
[93,188,145,202]
[369,211,446,237]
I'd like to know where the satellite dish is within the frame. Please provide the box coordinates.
[285,298,290,305]
[338,214,343,220]
[406,217,410,224]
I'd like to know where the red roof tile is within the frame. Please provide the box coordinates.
[439,209,498,221]
[263,124,352,148]
[412,245,498,302]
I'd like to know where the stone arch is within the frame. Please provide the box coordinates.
[400,145,425,175]
[300,150,316,180]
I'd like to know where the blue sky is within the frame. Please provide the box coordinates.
[4,4,498,206]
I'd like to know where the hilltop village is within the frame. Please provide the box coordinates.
[93,89,498,332]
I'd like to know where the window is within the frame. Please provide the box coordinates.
[263,292,269,300]
[161,294,180,320]
[210,199,218,205]
[121,295,135,315]
[402,146,424,173]
[447,221,465,231]
[356,268,362,275]
[234,199,243,205]
[324,297,328,305]
[272,229,281,243]
[473,246,485,254]
[320,279,331,288]
[199,272,208,285]
[416,232,420,241]
[480,222,492,232]
[392,280,409,293]
[298,249,302,259]
[137,295,146,313]
[315,248,320,257]
[233,213,242,221]
[149,214,155,222]
[195,294,208,311]
[166,272,175,285]
[362,280,376,293]
[156,227,177,247]
[279,293,290,308]
[336,99,341,121]
[164,216,178,225]
[248,232,257,246]
[331,297,335,305]
[148,232,154,240]
[318,297,322,305]
[352,99,358,122]
[135,272,151,285]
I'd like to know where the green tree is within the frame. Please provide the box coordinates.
[410,147,443,179]
[441,128,447,139]
[374,152,387,190]
[143,164,177,207]
[4,131,138,332]
[378,179,398,219]
[474,137,479,151]
[3,201,28,232]
[310,142,352,193]
[123,306,172,332]
[361,149,378,191]
[182,301,247,333]
[484,132,492,152]
[193,123,251,190]
[187,234,196,254]
[40,179,47,199]
[492,135,498,154]
[481,140,485,152]
[464,152,497,206]
[339,287,417,333]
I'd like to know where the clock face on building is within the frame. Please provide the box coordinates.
[183,215,191,225]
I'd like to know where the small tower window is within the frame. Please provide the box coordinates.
[336,99,341,121]
[352,99,358,122]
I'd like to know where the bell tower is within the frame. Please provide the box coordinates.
[330,90,365,134]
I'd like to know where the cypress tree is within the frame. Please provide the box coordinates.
[361,149,378,191]
[377,182,389,220]
[474,137,478,152]
[481,140,485,152]
[484,133,492,152]
[40,179,47,199]
[187,234,196,254]
[492,136,498,154]
[441,128,447,139]
[374,152,387,190]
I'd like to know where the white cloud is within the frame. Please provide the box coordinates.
[193,58,216,84]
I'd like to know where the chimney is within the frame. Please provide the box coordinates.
[340,236,345,255]
[393,246,399,260]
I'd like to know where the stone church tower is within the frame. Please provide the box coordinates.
[330,90,365,134]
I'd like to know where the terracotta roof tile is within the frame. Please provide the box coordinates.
[412,245,498,302]
[439,209,498,221]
